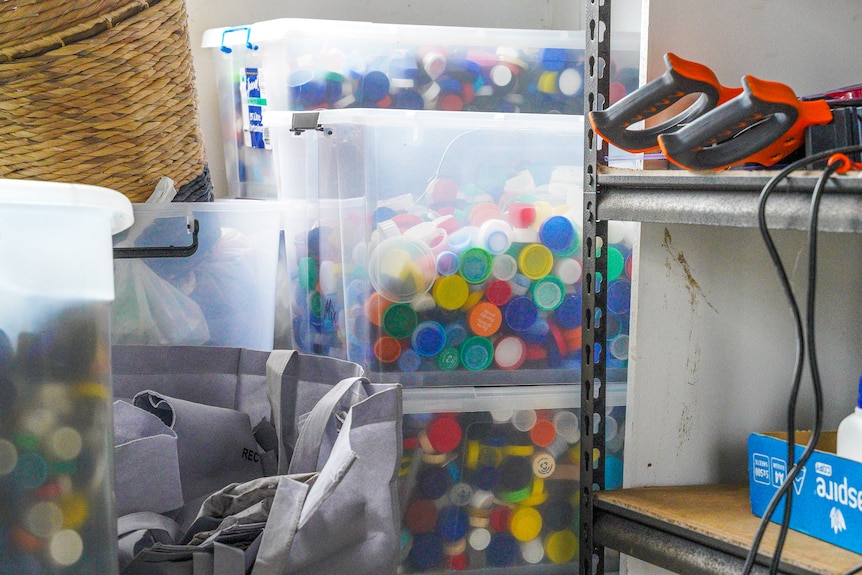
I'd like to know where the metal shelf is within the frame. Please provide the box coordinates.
[593,484,862,575]
[598,167,862,232]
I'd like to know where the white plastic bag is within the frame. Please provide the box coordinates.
[112,259,211,345]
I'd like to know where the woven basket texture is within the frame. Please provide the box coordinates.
[0,0,211,202]
[0,0,131,52]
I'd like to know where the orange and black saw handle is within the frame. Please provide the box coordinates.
[588,52,742,153]
[657,75,834,171]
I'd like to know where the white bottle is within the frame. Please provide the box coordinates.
[837,375,862,463]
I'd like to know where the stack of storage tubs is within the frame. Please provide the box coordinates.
[203,18,637,574]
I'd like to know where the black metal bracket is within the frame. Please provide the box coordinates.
[113,219,200,259]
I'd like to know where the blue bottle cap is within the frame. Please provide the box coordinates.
[540,48,570,72]
[538,215,577,255]
[420,466,452,500]
[392,89,425,110]
[486,533,518,567]
[409,532,444,570]
[371,206,399,227]
[436,251,460,276]
[474,465,501,491]
[444,321,468,348]
[437,76,462,95]
[412,321,447,357]
[521,316,549,344]
[554,293,582,329]
[460,336,494,371]
[504,296,538,332]
[436,506,469,542]
[361,70,391,103]
[606,454,624,490]
[288,69,326,108]
[390,56,420,80]
[607,279,631,315]
[398,348,422,372]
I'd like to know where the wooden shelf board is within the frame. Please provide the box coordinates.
[594,484,862,575]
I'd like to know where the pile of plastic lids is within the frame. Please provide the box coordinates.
[291,169,634,377]
[286,46,637,115]
[399,405,625,571]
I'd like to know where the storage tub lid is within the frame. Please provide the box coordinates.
[0,179,134,235]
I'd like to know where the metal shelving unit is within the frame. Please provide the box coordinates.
[579,3,862,575]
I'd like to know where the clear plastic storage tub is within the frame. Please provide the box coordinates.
[399,384,626,573]
[201,18,639,198]
[0,179,134,574]
[269,109,636,386]
[111,201,282,351]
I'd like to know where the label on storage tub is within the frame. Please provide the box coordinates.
[241,67,270,149]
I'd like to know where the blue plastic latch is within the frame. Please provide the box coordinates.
[220,27,259,54]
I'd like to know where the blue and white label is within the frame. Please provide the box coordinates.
[752,453,770,485]
[241,68,269,150]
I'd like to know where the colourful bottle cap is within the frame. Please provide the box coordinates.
[553,410,580,444]
[544,530,578,564]
[383,303,418,339]
[368,236,436,303]
[502,445,535,457]
[468,527,491,551]
[361,70,390,102]
[531,452,556,478]
[558,67,583,96]
[489,506,513,533]
[397,348,422,372]
[467,302,502,337]
[478,219,513,255]
[459,247,492,284]
[485,279,513,306]
[507,202,536,228]
[474,466,501,491]
[374,336,402,363]
[494,336,526,370]
[432,275,469,311]
[512,409,538,432]
[508,273,531,297]
[437,506,469,542]
[554,293,582,329]
[517,244,553,280]
[393,89,425,110]
[486,533,518,567]
[449,482,474,507]
[444,321,468,348]
[410,293,436,313]
[491,254,518,281]
[437,347,461,371]
[521,536,546,564]
[537,70,560,94]
[438,93,463,111]
[470,489,497,511]
[446,226,476,253]
[498,456,533,492]
[412,321,447,357]
[406,499,440,534]
[521,316,549,344]
[543,499,575,531]
[538,215,577,255]
[460,336,494,371]
[510,507,542,542]
[460,287,485,311]
[531,275,565,311]
[420,467,452,500]
[470,202,502,227]
[436,251,460,276]
[607,245,625,281]
[410,532,444,570]
[609,334,629,361]
[540,47,569,72]
[505,296,538,332]
[427,416,462,453]
[553,258,582,285]
[530,419,557,447]
[606,454,624,490]
[607,279,631,315]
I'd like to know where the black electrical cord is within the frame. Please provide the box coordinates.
[741,144,862,574]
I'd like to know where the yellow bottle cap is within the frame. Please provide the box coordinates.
[432,275,469,311]
[544,530,578,564]
[517,244,553,280]
[509,507,542,542]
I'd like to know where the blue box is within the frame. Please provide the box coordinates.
[748,430,862,555]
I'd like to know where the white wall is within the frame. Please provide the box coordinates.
[183,0,586,197]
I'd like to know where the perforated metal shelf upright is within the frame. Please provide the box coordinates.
[580,1,612,575]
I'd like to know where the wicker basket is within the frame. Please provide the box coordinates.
[0,0,212,202]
